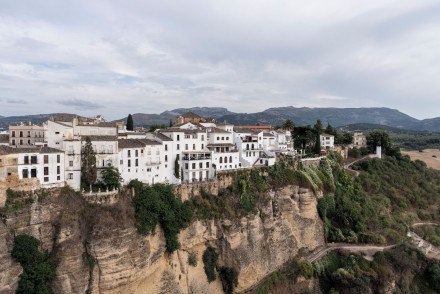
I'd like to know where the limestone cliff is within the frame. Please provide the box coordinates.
[0,185,325,294]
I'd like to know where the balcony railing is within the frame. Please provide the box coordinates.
[182,155,211,161]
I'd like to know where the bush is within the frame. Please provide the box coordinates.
[132,184,193,253]
[219,266,239,294]
[11,235,58,294]
[188,251,198,267]
[203,247,219,282]
[299,260,314,279]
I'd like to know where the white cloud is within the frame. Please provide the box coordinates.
[0,0,439,119]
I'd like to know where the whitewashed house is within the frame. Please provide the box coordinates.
[320,133,335,149]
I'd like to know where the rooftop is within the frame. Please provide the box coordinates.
[0,134,9,143]
[180,111,202,119]
[0,145,63,155]
[81,135,118,141]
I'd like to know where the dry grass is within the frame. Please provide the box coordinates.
[402,149,440,170]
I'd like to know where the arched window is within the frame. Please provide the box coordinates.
[220,157,223,163]
[251,144,254,150]
[229,156,232,163]
[246,144,249,150]
[224,156,228,163]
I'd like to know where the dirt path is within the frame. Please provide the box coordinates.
[308,243,396,262]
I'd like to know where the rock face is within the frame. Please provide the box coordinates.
[0,185,325,294]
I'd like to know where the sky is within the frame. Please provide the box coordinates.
[0,0,439,120]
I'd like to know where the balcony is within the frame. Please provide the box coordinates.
[182,154,211,161]
[146,161,161,166]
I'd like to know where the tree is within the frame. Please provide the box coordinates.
[101,163,123,189]
[149,124,167,132]
[81,137,97,187]
[12,235,58,294]
[282,119,295,131]
[366,130,391,154]
[314,120,324,154]
[292,126,315,152]
[325,123,336,136]
[127,114,134,131]
[174,155,180,179]
[169,120,173,127]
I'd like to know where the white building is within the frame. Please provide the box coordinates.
[207,127,240,171]
[2,146,66,189]
[320,133,335,149]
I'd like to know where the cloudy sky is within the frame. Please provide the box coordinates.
[1,0,439,120]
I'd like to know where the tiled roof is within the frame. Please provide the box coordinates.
[263,132,276,137]
[181,111,202,119]
[118,139,146,149]
[53,113,78,122]
[0,146,63,155]
[81,136,118,141]
[233,128,255,134]
[208,127,230,134]
[137,139,162,146]
[0,134,9,143]
[155,132,173,141]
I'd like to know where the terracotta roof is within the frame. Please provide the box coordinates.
[233,128,255,134]
[81,136,118,141]
[0,134,9,143]
[0,146,63,155]
[118,139,146,149]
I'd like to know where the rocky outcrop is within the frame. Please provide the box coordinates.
[0,184,325,294]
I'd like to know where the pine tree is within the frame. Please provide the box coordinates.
[169,120,173,127]
[81,137,97,187]
[127,114,134,131]
[174,155,180,179]
[314,120,323,154]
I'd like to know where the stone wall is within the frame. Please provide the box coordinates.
[0,175,41,207]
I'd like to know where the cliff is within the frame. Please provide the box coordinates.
[0,184,325,294]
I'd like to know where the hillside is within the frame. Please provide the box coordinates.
[218,107,420,129]
[0,113,55,128]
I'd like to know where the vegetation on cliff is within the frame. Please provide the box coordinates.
[11,234,58,294]
[130,181,192,253]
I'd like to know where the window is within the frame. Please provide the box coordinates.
[193,144,195,150]
[177,134,180,141]
[185,163,188,169]
[230,156,232,163]
[177,144,180,150]
[217,137,220,140]
[57,176,60,181]
[19,131,23,137]
[135,150,138,157]
[120,160,123,165]
[69,161,73,167]
[44,155,49,164]
[201,135,204,141]
[68,173,73,180]
[57,155,60,163]
[128,150,131,157]
[12,131,15,137]
[57,166,60,174]
[24,156,29,164]
[31,156,37,164]
[192,163,196,169]
[55,131,60,135]
[206,162,209,168]
[102,160,105,167]
[31,169,37,178]
[201,144,204,149]
[128,159,131,167]
[185,144,188,150]
[27,140,31,145]
[22,169,28,178]
[224,156,227,163]
[199,162,202,168]
[44,177,49,182]
[27,131,31,137]
[165,155,168,162]
[165,144,168,151]
[135,159,138,167]
[12,139,15,145]
[20,139,23,145]
[220,157,223,163]
[222,137,224,140]
[44,167,49,176]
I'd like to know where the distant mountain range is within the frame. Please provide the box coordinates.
[116,106,440,132]
[0,107,439,132]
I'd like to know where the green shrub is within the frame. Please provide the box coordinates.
[219,266,239,294]
[202,247,219,282]
[132,184,192,253]
[299,260,314,279]
[188,251,198,267]
[11,234,58,294]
